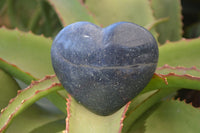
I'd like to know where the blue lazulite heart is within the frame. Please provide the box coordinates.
[51,22,158,116]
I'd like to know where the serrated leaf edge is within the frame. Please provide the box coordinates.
[0,75,62,132]
[78,0,100,26]
[157,64,200,72]
[149,0,183,43]
[0,26,53,40]
[118,101,131,133]
[65,94,72,133]
[0,58,37,82]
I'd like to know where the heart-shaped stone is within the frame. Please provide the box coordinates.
[51,22,158,116]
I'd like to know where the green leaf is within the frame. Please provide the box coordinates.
[157,64,200,78]
[29,119,65,133]
[0,28,67,114]
[7,104,65,133]
[151,0,182,44]
[0,58,36,84]
[1,0,62,37]
[0,69,20,109]
[66,95,129,133]
[85,0,155,27]
[145,100,200,133]
[48,0,97,27]
[0,75,64,132]
[0,28,54,79]
[158,38,200,69]
[122,90,159,133]
[6,0,38,29]
[123,69,200,132]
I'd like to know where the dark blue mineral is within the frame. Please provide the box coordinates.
[51,22,158,116]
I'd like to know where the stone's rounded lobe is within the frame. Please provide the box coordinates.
[51,22,158,116]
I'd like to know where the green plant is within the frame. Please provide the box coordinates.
[0,0,200,133]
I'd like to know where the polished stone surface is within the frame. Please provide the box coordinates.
[51,22,158,115]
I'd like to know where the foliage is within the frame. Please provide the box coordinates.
[0,0,200,133]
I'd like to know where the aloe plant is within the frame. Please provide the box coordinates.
[0,0,200,133]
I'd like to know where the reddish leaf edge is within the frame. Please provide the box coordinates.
[0,75,62,132]
[64,94,132,133]
[0,58,37,84]
[78,0,101,27]
[65,94,72,133]
[123,65,200,132]
[47,0,98,27]
[157,64,200,72]
[47,0,65,27]
[63,64,200,133]
[149,0,183,43]
[0,26,52,40]
[156,64,200,81]
[118,101,131,133]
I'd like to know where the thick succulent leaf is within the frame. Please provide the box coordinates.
[29,119,65,133]
[122,90,158,133]
[0,75,64,132]
[48,0,97,27]
[158,38,200,69]
[151,0,182,44]
[0,28,68,114]
[0,58,36,84]
[85,0,155,27]
[123,86,178,132]
[157,64,200,77]
[65,95,130,133]
[0,28,53,79]
[145,17,168,38]
[7,104,65,133]
[145,100,200,133]
[123,38,200,132]
[0,0,62,37]
[0,69,20,109]
[123,74,200,132]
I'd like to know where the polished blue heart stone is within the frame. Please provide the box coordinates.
[51,22,158,116]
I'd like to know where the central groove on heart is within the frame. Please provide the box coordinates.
[57,51,155,70]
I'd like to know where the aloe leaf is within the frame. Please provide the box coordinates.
[0,75,64,132]
[123,37,200,132]
[7,104,65,133]
[125,92,161,133]
[145,17,169,40]
[0,69,20,109]
[145,100,200,133]
[48,0,97,27]
[123,70,200,132]
[85,0,155,27]
[158,38,200,68]
[0,28,68,114]
[122,90,158,133]
[65,95,130,133]
[29,119,65,133]
[151,0,182,44]
[145,18,169,31]
[157,64,200,77]
[0,58,36,84]
[1,0,62,37]
[123,86,178,133]
[0,28,53,79]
